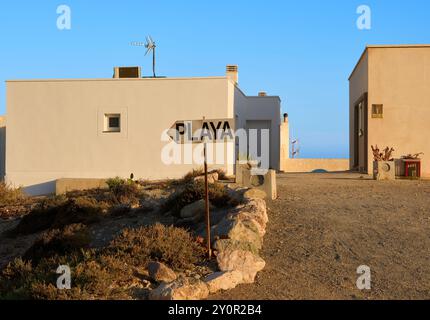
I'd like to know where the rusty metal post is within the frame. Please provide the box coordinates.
[203,118,212,259]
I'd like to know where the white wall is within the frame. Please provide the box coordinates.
[6,77,235,195]
[234,87,281,170]
[0,116,5,180]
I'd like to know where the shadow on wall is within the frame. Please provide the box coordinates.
[0,126,5,181]
[23,181,57,196]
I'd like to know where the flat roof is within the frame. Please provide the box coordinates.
[349,44,430,80]
[6,76,230,83]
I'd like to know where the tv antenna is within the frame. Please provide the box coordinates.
[291,139,300,159]
[131,35,157,78]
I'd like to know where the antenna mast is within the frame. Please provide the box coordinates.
[131,35,157,78]
[292,139,300,159]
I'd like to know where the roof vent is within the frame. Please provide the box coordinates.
[113,67,141,79]
[226,65,238,85]
[258,91,267,97]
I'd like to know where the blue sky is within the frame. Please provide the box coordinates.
[0,0,429,158]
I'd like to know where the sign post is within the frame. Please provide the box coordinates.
[167,117,234,260]
[202,117,212,259]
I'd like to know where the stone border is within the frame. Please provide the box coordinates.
[149,189,268,300]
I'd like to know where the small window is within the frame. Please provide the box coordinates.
[104,114,121,132]
[372,104,383,118]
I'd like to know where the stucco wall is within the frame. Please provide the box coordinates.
[0,116,5,180]
[349,51,368,171]
[234,87,281,170]
[367,47,430,177]
[6,77,235,195]
[279,117,290,171]
[281,159,350,173]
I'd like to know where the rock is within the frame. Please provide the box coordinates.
[194,172,219,184]
[228,199,268,236]
[226,185,247,203]
[213,218,262,250]
[214,239,260,255]
[204,271,243,293]
[149,277,209,300]
[228,212,266,237]
[180,199,213,220]
[243,188,267,200]
[217,250,266,284]
[148,262,177,283]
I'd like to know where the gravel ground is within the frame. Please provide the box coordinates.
[211,172,430,300]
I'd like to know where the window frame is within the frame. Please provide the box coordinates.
[104,113,121,133]
[372,104,384,119]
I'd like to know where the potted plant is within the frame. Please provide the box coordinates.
[371,145,395,180]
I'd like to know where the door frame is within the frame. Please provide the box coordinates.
[353,93,368,173]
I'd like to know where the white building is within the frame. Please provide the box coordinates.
[3,65,288,195]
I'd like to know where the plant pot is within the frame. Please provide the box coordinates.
[373,161,395,181]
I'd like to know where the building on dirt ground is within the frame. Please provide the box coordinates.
[3,65,288,195]
[349,45,430,178]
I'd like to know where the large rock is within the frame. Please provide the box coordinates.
[217,250,266,284]
[243,188,267,200]
[227,199,268,236]
[180,199,213,220]
[148,262,177,283]
[214,239,260,255]
[149,277,209,300]
[204,271,243,293]
[212,218,262,250]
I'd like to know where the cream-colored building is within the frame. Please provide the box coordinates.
[3,66,286,195]
[349,45,430,177]
[0,116,5,180]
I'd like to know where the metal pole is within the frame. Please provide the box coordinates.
[203,117,212,259]
[153,47,156,78]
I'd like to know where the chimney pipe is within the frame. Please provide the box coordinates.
[226,65,238,85]
[258,91,267,97]
[283,113,289,123]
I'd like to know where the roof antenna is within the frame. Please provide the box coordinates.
[291,139,300,159]
[131,36,157,78]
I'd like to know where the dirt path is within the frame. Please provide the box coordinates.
[212,173,430,300]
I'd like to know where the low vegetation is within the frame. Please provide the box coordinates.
[8,197,107,237]
[0,182,25,205]
[162,180,235,216]
[0,224,205,300]
[0,170,238,300]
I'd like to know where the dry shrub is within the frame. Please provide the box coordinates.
[0,251,130,300]
[106,177,141,205]
[8,197,106,236]
[211,169,229,181]
[181,168,205,184]
[106,223,205,270]
[0,182,25,206]
[23,224,91,265]
[162,181,233,216]
[0,224,204,300]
